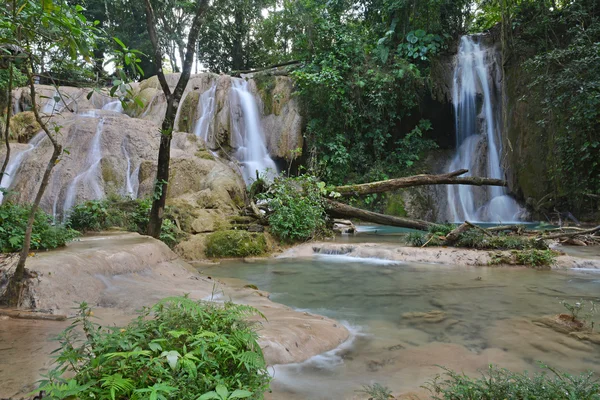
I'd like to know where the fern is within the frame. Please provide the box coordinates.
[100,374,134,400]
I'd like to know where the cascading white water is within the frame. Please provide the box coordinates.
[0,132,46,203]
[102,100,124,113]
[193,83,217,142]
[62,118,106,215]
[121,137,139,198]
[446,35,522,223]
[230,79,278,184]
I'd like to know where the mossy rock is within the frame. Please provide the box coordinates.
[178,91,200,133]
[384,193,408,217]
[195,150,214,160]
[9,111,40,143]
[205,230,267,258]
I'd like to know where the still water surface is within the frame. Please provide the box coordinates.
[200,255,600,399]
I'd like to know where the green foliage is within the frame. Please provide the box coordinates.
[356,383,393,400]
[406,231,427,247]
[454,230,547,251]
[205,230,267,258]
[428,223,456,237]
[396,30,448,62]
[66,197,185,248]
[33,297,270,400]
[425,365,600,399]
[514,249,556,268]
[515,0,600,211]
[0,203,79,253]
[259,175,327,243]
[560,299,597,326]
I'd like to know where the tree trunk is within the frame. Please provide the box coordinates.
[1,60,62,307]
[334,169,508,197]
[144,0,208,238]
[325,200,435,231]
[0,63,13,181]
[232,9,244,71]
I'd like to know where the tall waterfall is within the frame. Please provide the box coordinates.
[62,117,106,215]
[193,83,217,142]
[230,79,278,184]
[446,35,522,223]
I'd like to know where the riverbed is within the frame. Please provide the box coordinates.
[199,254,600,399]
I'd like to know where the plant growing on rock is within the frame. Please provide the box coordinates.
[33,297,271,400]
[259,175,328,243]
[425,364,600,399]
[560,299,597,330]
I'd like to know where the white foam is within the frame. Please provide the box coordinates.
[315,254,402,266]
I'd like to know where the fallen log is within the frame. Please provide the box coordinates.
[325,200,434,231]
[334,169,507,197]
[0,308,66,321]
[536,225,600,241]
[445,222,471,244]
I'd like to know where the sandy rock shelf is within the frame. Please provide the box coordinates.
[0,232,348,398]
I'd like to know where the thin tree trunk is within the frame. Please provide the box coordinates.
[2,58,62,307]
[144,0,208,238]
[0,63,13,181]
[333,169,507,197]
[325,200,435,231]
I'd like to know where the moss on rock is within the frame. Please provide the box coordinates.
[178,91,200,133]
[205,230,267,258]
[9,111,40,143]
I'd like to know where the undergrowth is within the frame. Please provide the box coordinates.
[33,297,271,400]
[425,364,600,399]
[0,202,79,253]
[205,230,267,258]
[66,196,186,248]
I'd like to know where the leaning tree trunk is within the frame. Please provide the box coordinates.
[0,62,13,180]
[144,0,208,238]
[2,60,62,307]
[334,169,507,197]
[325,200,435,231]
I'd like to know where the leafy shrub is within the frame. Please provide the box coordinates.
[425,365,600,399]
[0,203,79,253]
[66,197,185,248]
[34,297,270,400]
[455,230,548,251]
[259,175,327,243]
[205,230,267,258]
[357,383,393,400]
[515,249,556,268]
[406,232,426,247]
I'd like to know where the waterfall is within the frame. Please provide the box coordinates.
[62,118,106,215]
[121,137,139,198]
[230,79,278,184]
[0,132,46,203]
[41,90,64,114]
[446,35,522,223]
[193,83,217,142]
[102,100,124,113]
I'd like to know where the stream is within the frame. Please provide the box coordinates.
[199,253,600,399]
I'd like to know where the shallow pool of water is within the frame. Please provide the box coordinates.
[200,255,600,399]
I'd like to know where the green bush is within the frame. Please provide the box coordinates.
[34,297,271,400]
[425,365,600,399]
[0,203,79,253]
[259,175,327,243]
[455,230,548,251]
[515,249,556,268]
[205,230,267,258]
[66,197,185,248]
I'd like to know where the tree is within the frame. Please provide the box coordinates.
[144,0,208,238]
[0,0,98,306]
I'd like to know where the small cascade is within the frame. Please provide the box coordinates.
[102,100,124,113]
[62,118,106,216]
[41,90,64,114]
[193,83,217,143]
[230,79,278,184]
[445,35,522,223]
[0,132,46,203]
[121,137,139,198]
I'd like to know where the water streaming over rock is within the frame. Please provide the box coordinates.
[446,35,522,222]
[0,132,46,204]
[62,118,106,215]
[193,83,217,142]
[102,100,124,113]
[230,79,278,184]
[121,137,139,198]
